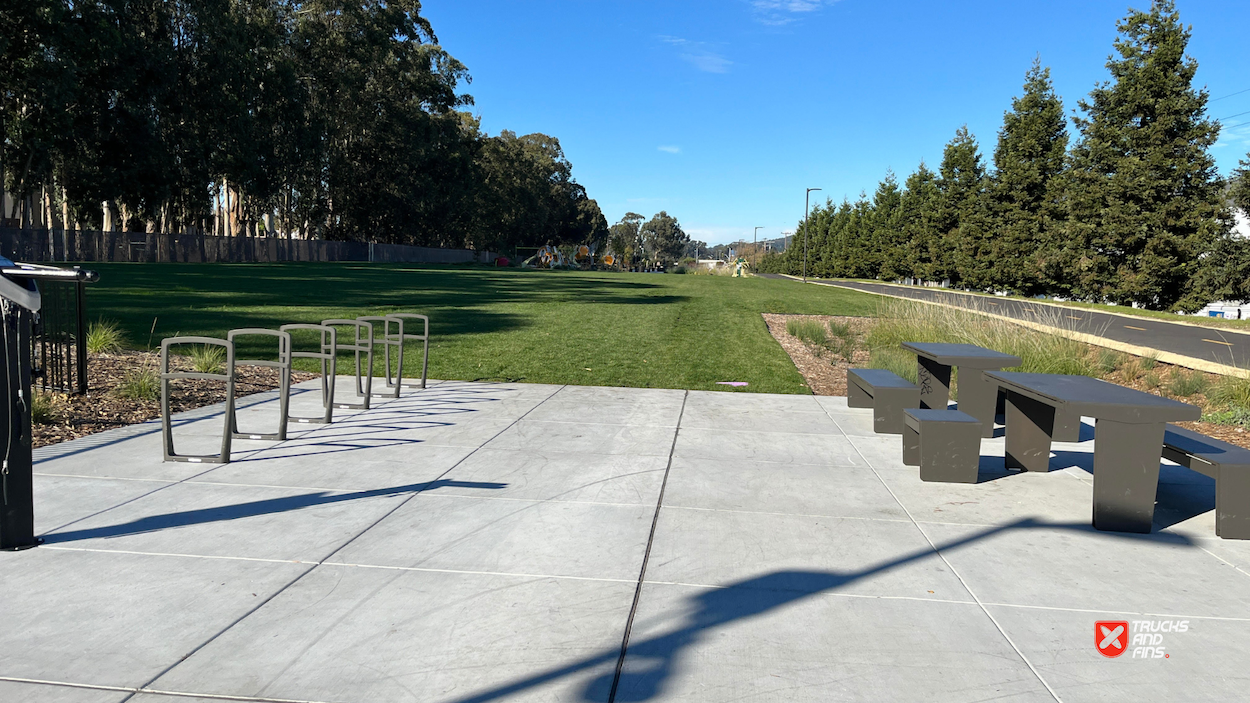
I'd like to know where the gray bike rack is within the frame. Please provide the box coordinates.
[227,328,292,441]
[388,313,430,389]
[161,336,235,464]
[278,323,337,425]
[321,319,373,410]
[357,315,403,399]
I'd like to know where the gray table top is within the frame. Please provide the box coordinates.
[983,371,1200,424]
[900,342,1022,368]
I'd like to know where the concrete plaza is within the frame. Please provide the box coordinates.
[4,378,1250,702]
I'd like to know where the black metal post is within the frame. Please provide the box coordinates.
[1,304,36,549]
[75,275,87,394]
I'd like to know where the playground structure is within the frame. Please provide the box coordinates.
[521,243,619,270]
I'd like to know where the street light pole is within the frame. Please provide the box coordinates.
[803,187,822,283]
[753,226,763,269]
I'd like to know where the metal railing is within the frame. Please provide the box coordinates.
[27,267,91,395]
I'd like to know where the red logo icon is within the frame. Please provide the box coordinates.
[1097,621,1129,658]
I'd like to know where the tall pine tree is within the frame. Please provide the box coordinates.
[900,162,941,281]
[872,171,907,281]
[1061,0,1228,310]
[988,59,1068,295]
[936,126,989,286]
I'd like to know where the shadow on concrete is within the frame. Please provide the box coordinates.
[39,479,505,544]
[445,518,1191,703]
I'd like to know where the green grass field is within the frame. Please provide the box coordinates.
[86,263,879,394]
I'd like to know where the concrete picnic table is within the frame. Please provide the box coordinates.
[983,371,1200,533]
[900,342,1022,437]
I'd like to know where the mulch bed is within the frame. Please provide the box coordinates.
[763,313,1250,451]
[761,313,872,395]
[32,351,317,449]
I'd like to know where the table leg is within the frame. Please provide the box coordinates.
[958,368,998,438]
[917,357,951,410]
[1092,419,1164,533]
[1004,390,1054,472]
[1053,408,1083,443]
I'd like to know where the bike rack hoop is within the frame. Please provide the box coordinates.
[387,313,430,389]
[321,319,374,410]
[357,315,404,399]
[226,328,292,441]
[160,336,235,464]
[278,323,337,425]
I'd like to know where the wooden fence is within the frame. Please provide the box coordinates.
[0,229,496,265]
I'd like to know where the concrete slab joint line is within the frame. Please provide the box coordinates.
[816,280,1250,379]
[119,383,569,703]
[0,676,331,703]
[813,398,1065,703]
[608,390,688,703]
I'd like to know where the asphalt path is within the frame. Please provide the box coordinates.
[761,275,1250,370]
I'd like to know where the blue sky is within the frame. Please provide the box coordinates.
[422,1,1250,246]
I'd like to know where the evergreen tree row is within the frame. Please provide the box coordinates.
[0,0,608,252]
[764,1,1248,312]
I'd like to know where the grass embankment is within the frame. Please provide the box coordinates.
[85,263,878,394]
[858,299,1250,427]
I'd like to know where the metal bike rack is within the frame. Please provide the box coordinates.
[278,323,337,426]
[357,315,403,399]
[321,319,373,410]
[227,328,292,441]
[387,313,429,389]
[161,336,235,464]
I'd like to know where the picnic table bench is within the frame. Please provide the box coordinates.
[983,371,1200,533]
[1162,425,1250,539]
[900,342,1021,437]
[847,368,919,434]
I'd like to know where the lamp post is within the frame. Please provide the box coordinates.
[753,226,763,269]
[803,187,822,283]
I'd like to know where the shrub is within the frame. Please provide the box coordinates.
[786,319,829,347]
[1120,358,1142,383]
[1165,369,1208,397]
[1202,407,1250,427]
[87,319,125,354]
[116,369,160,401]
[1207,375,1250,410]
[190,344,225,374]
[1095,349,1124,375]
[30,392,62,425]
[670,265,688,274]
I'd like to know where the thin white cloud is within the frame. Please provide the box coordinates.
[658,145,681,154]
[750,0,838,26]
[659,35,732,74]
[1215,122,1250,151]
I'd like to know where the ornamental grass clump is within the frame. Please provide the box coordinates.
[786,318,829,347]
[116,369,160,401]
[866,299,1100,378]
[87,319,125,354]
[190,344,226,374]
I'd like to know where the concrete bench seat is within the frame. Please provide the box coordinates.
[902,409,982,483]
[1162,425,1250,539]
[847,368,920,434]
